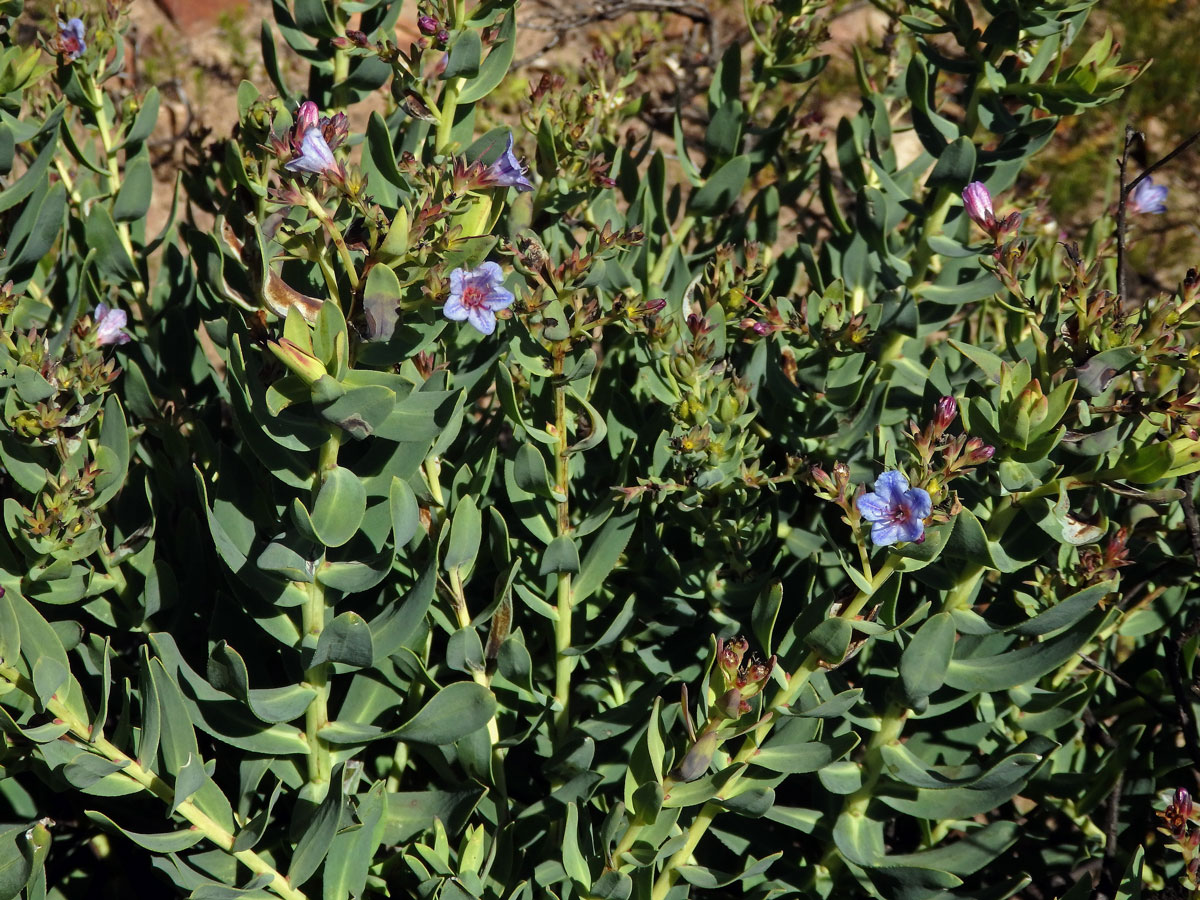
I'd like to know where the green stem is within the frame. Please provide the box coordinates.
[646,561,899,900]
[87,77,145,301]
[303,190,360,292]
[433,0,468,153]
[0,662,306,900]
[301,433,340,798]
[552,343,574,747]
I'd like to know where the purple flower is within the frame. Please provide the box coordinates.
[285,127,337,176]
[962,181,995,231]
[94,303,131,346]
[855,470,931,546]
[58,18,86,60]
[1128,176,1168,215]
[444,262,515,335]
[482,133,533,193]
[282,101,347,180]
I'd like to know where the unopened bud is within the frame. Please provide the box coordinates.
[268,338,327,386]
[675,731,718,782]
[417,15,439,35]
[934,396,957,431]
[962,181,996,232]
[965,437,996,463]
[435,29,450,44]
[716,688,744,719]
[1178,788,1194,819]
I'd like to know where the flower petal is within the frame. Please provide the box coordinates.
[855,492,891,522]
[466,306,496,335]
[873,470,909,505]
[475,260,504,286]
[893,518,925,544]
[870,522,903,546]
[903,488,932,520]
[443,296,469,321]
[483,285,515,311]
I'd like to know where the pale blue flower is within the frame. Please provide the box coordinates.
[855,470,931,546]
[94,303,131,346]
[444,262,514,335]
[1128,176,1168,215]
[58,18,86,59]
[285,127,337,176]
[483,134,533,193]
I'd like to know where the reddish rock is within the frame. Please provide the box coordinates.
[154,0,247,31]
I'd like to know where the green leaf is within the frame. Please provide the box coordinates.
[750,733,859,774]
[322,682,496,746]
[370,566,436,662]
[121,87,161,147]
[323,781,386,900]
[0,823,42,900]
[562,803,591,889]
[380,787,484,843]
[85,811,204,853]
[944,608,1109,692]
[458,10,515,103]
[85,205,139,283]
[688,155,751,217]
[804,618,852,663]
[442,29,482,80]
[310,466,367,548]
[926,135,976,189]
[444,495,482,573]
[899,612,955,705]
[113,153,153,221]
[312,612,374,668]
[288,765,345,886]
[539,535,580,576]
[574,509,636,602]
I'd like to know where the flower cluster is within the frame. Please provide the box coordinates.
[1158,788,1200,886]
[276,101,349,182]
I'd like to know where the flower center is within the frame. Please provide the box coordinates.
[461,284,488,309]
[886,504,913,525]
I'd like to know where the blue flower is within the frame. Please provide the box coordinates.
[855,471,931,546]
[1128,176,1168,215]
[93,303,131,346]
[285,126,338,177]
[444,262,515,335]
[483,133,533,193]
[58,18,86,60]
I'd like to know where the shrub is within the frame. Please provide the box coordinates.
[0,0,1197,898]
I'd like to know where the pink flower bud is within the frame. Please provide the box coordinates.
[962,181,996,231]
[1178,788,1194,819]
[417,15,439,35]
[934,396,957,431]
[965,438,996,463]
[295,101,320,133]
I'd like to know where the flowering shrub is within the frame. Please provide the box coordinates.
[0,0,1198,898]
